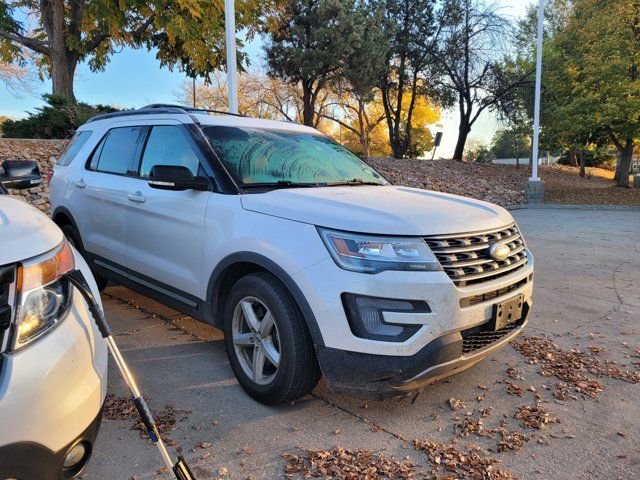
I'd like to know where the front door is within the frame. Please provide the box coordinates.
[125,123,211,299]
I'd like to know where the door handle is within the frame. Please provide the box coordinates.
[127,192,146,203]
[74,179,86,189]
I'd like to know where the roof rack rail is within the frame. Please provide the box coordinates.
[85,103,246,124]
[142,104,246,118]
[85,107,189,123]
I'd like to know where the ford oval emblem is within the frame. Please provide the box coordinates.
[489,242,511,261]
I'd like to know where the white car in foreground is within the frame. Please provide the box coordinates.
[0,162,107,480]
[51,104,533,404]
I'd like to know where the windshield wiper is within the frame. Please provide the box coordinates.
[324,179,384,187]
[241,180,322,189]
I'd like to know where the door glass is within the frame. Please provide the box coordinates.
[139,126,200,177]
[58,130,93,166]
[91,126,145,174]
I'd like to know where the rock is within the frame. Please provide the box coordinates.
[1,138,67,215]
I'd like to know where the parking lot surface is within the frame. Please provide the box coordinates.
[84,208,640,479]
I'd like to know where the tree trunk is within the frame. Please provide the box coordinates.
[390,137,406,159]
[569,149,578,167]
[614,149,622,182]
[515,142,520,169]
[579,150,586,177]
[302,85,314,126]
[453,122,470,161]
[40,0,78,102]
[360,133,370,158]
[50,53,77,101]
[617,140,634,188]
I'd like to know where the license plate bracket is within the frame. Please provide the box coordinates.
[491,294,524,331]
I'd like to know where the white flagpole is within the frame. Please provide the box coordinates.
[225,0,239,114]
[530,0,544,181]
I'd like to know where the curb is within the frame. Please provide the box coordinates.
[506,204,640,211]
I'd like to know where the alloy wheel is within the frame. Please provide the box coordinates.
[231,296,281,385]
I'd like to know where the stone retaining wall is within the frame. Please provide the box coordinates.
[0,138,67,213]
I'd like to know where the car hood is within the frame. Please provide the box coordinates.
[0,196,63,265]
[241,185,514,236]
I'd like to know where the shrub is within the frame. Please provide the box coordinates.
[1,94,118,139]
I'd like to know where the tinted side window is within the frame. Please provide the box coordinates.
[139,126,200,177]
[58,130,93,166]
[89,126,145,175]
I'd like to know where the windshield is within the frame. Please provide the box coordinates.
[203,126,386,187]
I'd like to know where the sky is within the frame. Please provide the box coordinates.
[0,0,534,158]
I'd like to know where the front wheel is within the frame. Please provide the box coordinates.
[223,272,320,405]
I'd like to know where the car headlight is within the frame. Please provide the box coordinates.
[13,240,75,350]
[318,228,442,274]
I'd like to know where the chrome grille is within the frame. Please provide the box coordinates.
[425,224,528,286]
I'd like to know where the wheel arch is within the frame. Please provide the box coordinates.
[206,252,324,347]
[52,206,79,232]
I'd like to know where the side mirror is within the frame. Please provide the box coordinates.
[148,165,210,191]
[0,160,42,192]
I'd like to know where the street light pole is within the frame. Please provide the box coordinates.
[224,0,239,114]
[530,0,544,181]
[525,0,545,203]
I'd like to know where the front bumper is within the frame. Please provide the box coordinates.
[294,249,534,356]
[0,405,103,480]
[318,302,530,398]
[293,246,534,397]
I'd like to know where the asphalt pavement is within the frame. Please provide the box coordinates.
[83,207,640,479]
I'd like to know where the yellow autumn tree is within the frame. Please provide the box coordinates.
[331,92,440,158]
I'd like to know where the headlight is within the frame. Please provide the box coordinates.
[318,228,442,274]
[13,240,75,350]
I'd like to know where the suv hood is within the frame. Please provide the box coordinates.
[241,185,514,236]
[0,196,63,265]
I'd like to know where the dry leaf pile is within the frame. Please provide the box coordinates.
[102,394,191,440]
[494,429,530,453]
[103,393,139,420]
[453,411,531,453]
[413,440,515,479]
[283,448,418,479]
[369,157,640,206]
[511,335,640,398]
[133,403,192,440]
[514,404,560,430]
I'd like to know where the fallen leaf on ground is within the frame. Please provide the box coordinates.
[283,447,417,479]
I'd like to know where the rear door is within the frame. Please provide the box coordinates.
[125,122,211,299]
[71,125,146,267]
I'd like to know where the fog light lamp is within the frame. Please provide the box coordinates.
[342,294,430,342]
[64,442,87,468]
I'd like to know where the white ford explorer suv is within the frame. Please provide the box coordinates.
[0,161,107,479]
[50,104,533,404]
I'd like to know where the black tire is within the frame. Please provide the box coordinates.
[223,272,320,405]
[61,224,108,292]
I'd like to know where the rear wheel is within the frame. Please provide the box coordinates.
[61,224,108,292]
[223,272,320,404]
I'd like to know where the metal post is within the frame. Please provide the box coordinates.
[225,0,239,114]
[525,0,545,203]
[530,0,544,181]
